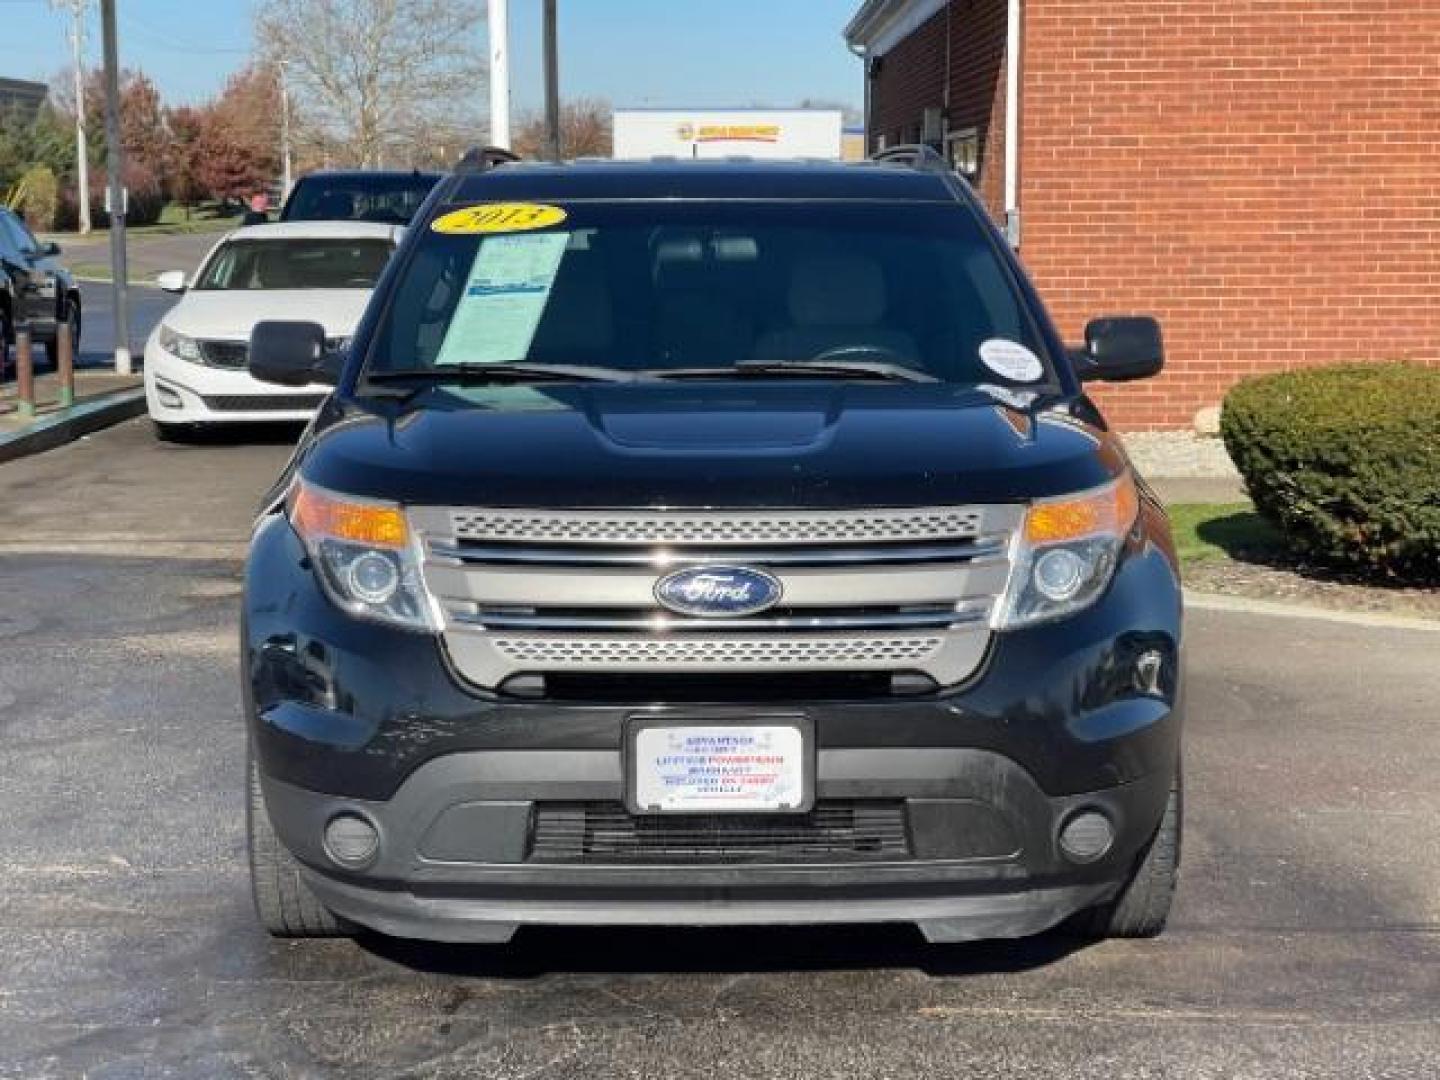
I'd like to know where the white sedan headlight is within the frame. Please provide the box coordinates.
[158,324,203,363]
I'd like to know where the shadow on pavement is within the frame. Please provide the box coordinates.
[156,420,309,447]
[358,921,1095,980]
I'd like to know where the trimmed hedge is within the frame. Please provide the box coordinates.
[1221,364,1440,582]
[17,165,58,232]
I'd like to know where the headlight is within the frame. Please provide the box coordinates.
[992,473,1140,630]
[286,479,436,632]
[158,324,203,363]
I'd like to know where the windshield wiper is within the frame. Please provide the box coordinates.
[366,362,647,386]
[654,360,940,384]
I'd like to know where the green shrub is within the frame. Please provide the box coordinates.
[17,164,58,232]
[1221,364,1440,581]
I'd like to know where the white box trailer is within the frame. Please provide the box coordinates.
[613,109,844,161]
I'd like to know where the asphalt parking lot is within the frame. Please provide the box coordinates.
[1,282,169,386]
[72,282,174,370]
[1,419,1437,1079]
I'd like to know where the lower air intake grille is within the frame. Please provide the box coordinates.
[201,393,327,412]
[530,801,911,863]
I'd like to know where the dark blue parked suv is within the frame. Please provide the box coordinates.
[241,148,1183,946]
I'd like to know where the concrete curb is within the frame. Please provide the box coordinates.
[0,388,147,466]
[1185,589,1440,632]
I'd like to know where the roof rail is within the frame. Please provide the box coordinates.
[869,144,950,174]
[455,146,521,172]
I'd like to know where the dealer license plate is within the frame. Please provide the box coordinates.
[629,723,809,814]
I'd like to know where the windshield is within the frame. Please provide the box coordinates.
[282,175,439,224]
[195,238,393,291]
[366,201,1052,386]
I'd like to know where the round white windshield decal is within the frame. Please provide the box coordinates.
[979,339,1045,383]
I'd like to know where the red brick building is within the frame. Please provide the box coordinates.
[845,0,1440,429]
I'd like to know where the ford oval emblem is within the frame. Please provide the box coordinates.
[654,566,783,618]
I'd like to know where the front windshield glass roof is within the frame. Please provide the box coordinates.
[195,238,394,291]
[364,200,1053,387]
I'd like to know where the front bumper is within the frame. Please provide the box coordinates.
[261,747,1171,943]
[143,338,326,424]
[245,510,1184,942]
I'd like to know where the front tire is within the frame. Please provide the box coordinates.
[247,752,353,938]
[1079,766,1182,939]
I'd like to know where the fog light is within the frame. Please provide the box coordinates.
[156,384,183,409]
[346,551,400,605]
[1033,548,1088,601]
[323,813,379,868]
[1059,810,1114,863]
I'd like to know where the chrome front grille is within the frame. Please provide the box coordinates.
[448,507,986,546]
[198,339,248,369]
[411,504,1022,691]
[199,337,346,370]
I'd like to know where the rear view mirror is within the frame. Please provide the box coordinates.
[249,321,338,387]
[1076,317,1165,382]
[41,240,62,256]
[155,270,187,293]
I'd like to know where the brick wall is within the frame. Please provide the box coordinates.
[869,1,1010,217]
[1022,0,1440,428]
[869,9,947,146]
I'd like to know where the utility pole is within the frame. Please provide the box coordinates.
[487,0,510,149]
[52,0,91,234]
[542,0,560,161]
[278,60,293,200]
[99,0,130,374]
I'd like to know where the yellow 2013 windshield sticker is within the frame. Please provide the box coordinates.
[431,202,568,235]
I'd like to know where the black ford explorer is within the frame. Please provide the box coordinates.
[242,149,1183,946]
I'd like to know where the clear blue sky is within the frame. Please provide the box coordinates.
[1,0,862,113]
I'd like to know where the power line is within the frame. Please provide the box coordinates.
[116,9,251,55]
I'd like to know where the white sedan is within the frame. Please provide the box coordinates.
[143,221,400,438]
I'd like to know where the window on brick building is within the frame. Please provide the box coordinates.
[946,128,980,179]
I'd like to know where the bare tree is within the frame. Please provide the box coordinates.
[514,98,613,160]
[255,0,486,169]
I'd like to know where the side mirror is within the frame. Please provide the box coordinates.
[41,240,62,256]
[249,321,339,387]
[155,270,187,293]
[1075,317,1165,382]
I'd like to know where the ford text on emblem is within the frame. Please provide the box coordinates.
[654,566,783,618]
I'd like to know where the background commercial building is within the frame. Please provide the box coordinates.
[0,77,48,123]
[845,1,1440,429]
[614,108,844,161]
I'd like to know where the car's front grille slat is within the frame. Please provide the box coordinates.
[457,603,989,634]
[448,507,986,546]
[491,634,946,669]
[432,538,1008,568]
[530,800,911,863]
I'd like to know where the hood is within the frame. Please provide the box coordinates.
[162,289,372,340]
[299,383,1127,509]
